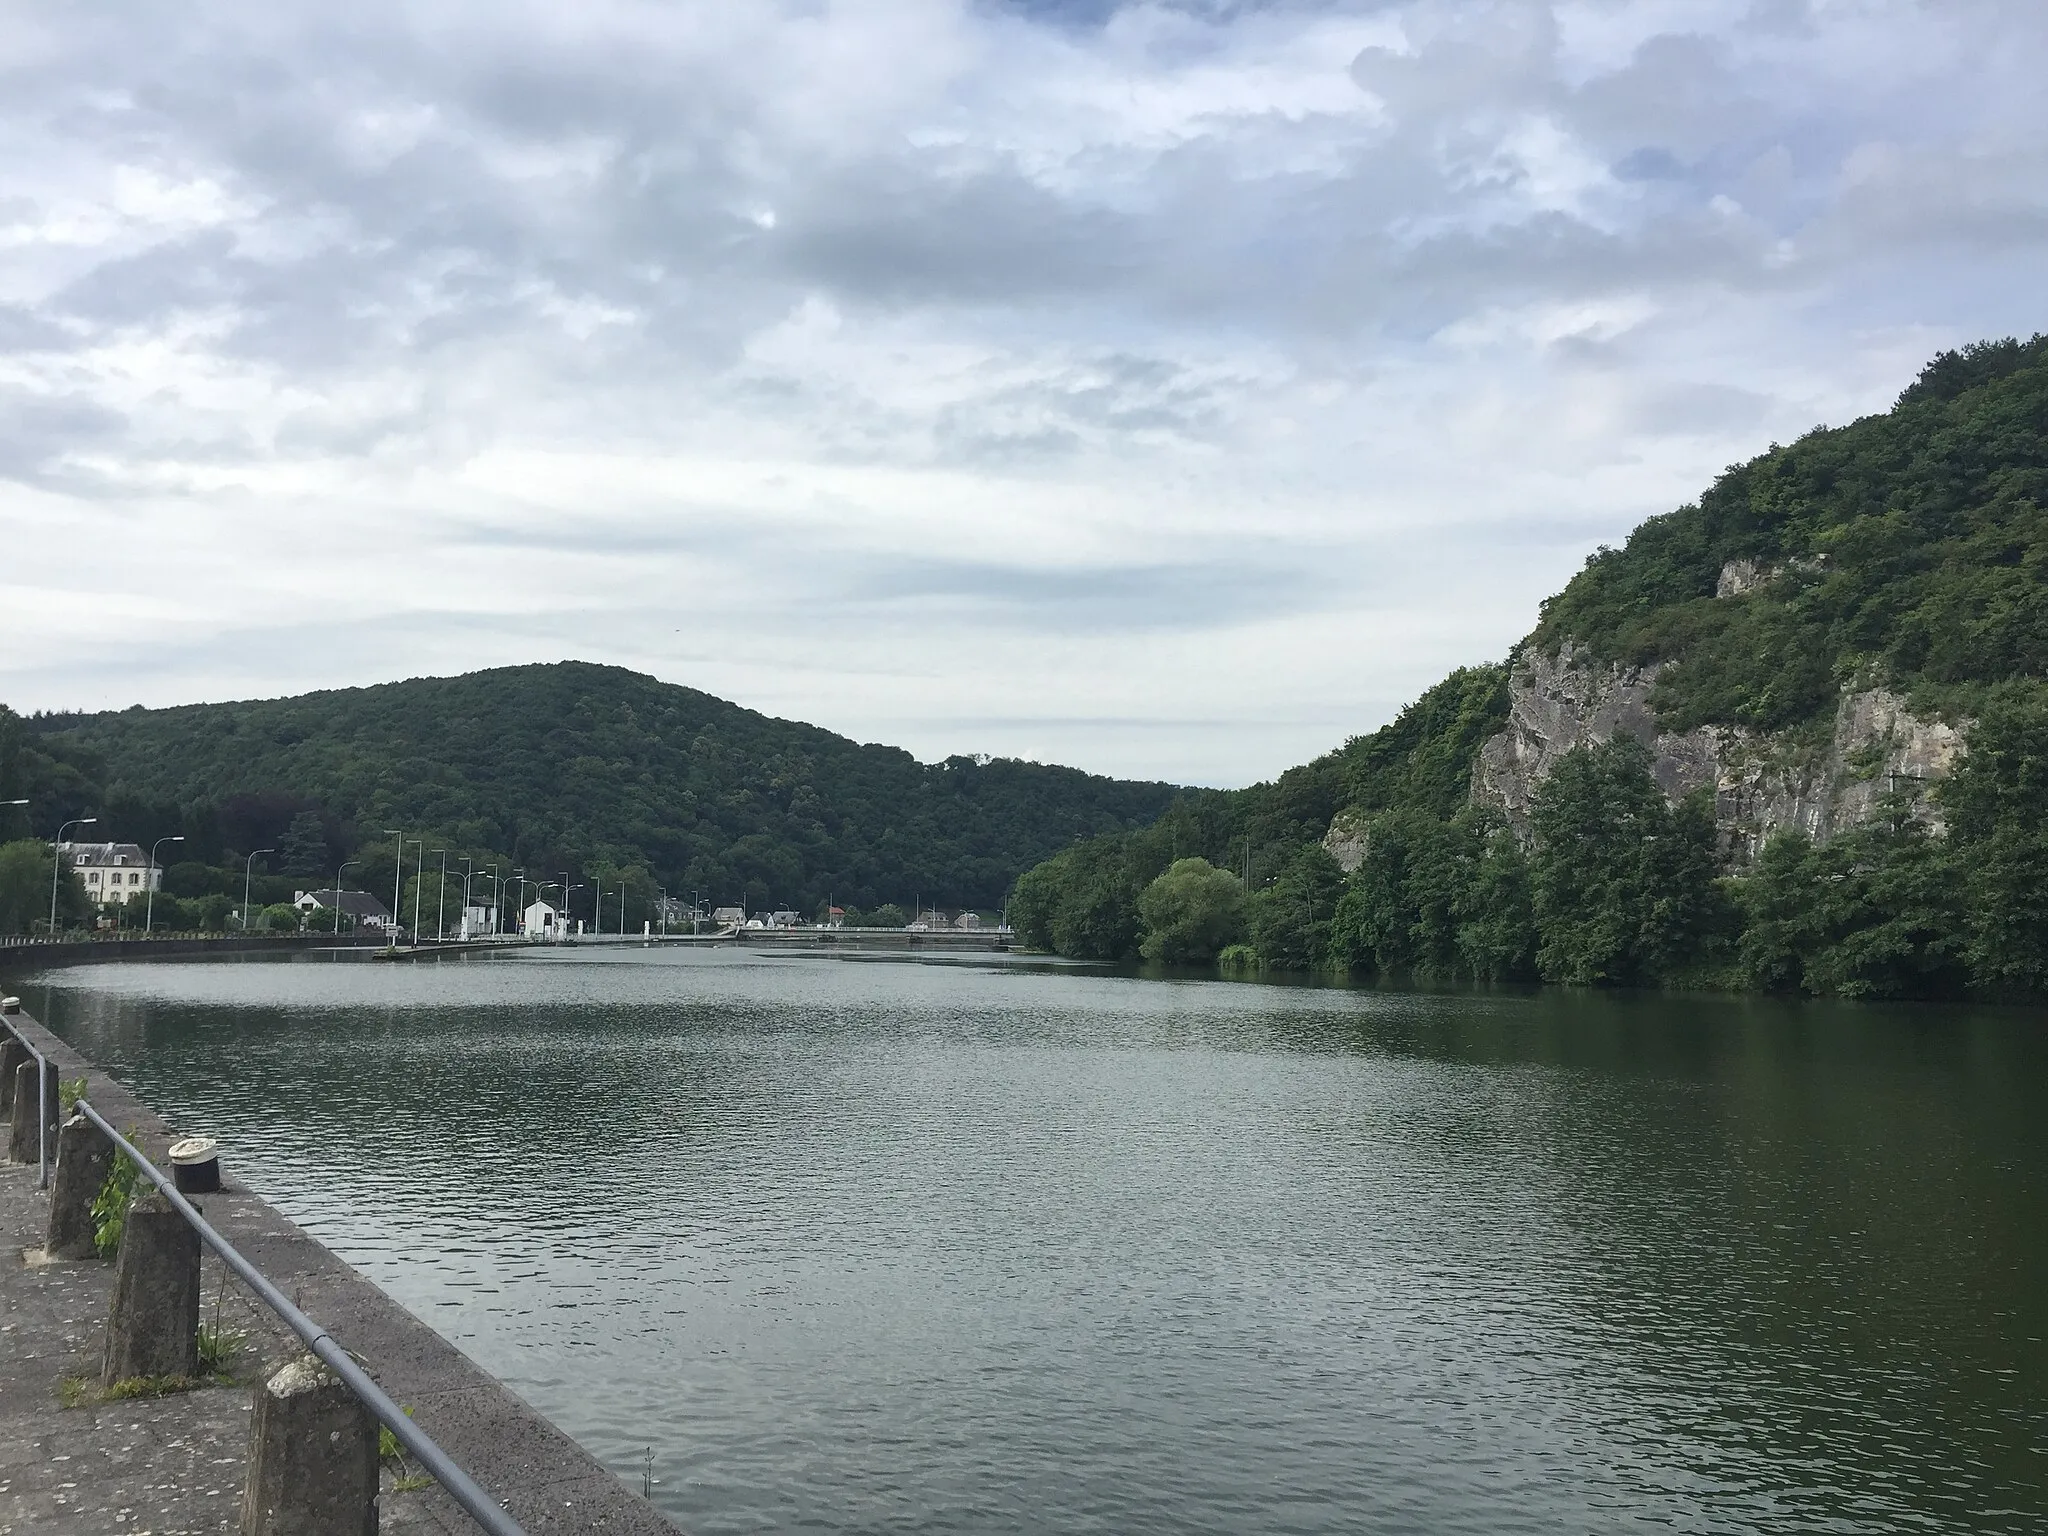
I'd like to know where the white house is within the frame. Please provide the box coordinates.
[62,842,161,906]
[523,900,565,940]
[458,905,492,939]
[711,906,745,930]
[292,888,395,932]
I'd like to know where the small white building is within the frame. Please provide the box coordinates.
[523,900,566,940]
[293,888,395,932]
[62,842,162,906]
[711,906,745,930]
[458,905,493,939]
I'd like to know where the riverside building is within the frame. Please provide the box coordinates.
[60,842,161,906]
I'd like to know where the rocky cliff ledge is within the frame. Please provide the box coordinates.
[1466,645,1962,863]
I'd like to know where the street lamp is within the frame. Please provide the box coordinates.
[332,859,359,935]
[432,851,449,943]
[383,830,404,944]
[410,840,426,944]
[144,835,184,935]
[656,884,667,940]
[243,849,275,933]
[51,817,96,936]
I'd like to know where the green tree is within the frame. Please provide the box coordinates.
[1531,737,1718,985]
[1942,688,2048,993]
[1456,819,1538,982]
[1137,858,1244,964]
[277,810,329,877]
[1247,844,1345,969]
[0,839,90,936]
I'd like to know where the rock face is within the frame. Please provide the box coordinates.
[1467,645,1963,863]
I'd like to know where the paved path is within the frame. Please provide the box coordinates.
[0,1007,681,1535]
[1,1162,464,1533]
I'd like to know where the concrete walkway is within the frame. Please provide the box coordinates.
[1,1162,465,1533]
[0,1008,680,1535]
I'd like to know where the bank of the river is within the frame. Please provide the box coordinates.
[0,1002,679,1535]
[14,946,2045,1536]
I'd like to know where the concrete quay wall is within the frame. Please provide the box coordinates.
[1,1005,681,1534]
[0,933,390,968]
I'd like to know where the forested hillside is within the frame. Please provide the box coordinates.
[1011,336,2048,1000]
[0,662,1179,928]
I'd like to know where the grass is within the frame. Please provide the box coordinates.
[60,1374,206,1407]
[196,1320,247,1375]
[379,1403,435,1490]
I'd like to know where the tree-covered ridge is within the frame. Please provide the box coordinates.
[1533,334,2048,733]
[3,662,1180,917]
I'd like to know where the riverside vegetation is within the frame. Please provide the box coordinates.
[1011,336,2048,1000]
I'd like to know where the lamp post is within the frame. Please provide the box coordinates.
[50,817,97,936]
[242,848,275,933]
[144,835,184,935]
[656,885,667,939]
[332,859,358,935]
[592,872,602,938]
[433,851,449,943]
[457,857,472,940]
[410,840,426,944]
[384,830,404,945]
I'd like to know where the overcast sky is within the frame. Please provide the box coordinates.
[2,0,2043,786]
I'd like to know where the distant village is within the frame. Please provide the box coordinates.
[52,840,1002,944]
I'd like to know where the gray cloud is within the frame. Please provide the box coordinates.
[2,0,2045,784]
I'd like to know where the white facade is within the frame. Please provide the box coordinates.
[62,842,162,906]
[523,900,565,940]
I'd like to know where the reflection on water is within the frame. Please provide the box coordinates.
[14,948,2047,1534]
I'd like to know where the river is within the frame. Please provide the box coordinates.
[11,947,2045,1534]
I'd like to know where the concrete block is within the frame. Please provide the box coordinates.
[240,1353,380,1536]
[6,1060,35,1163]
[0,1034,23,1112]
[102,1191,201,1383]
[47,1111,116,1259]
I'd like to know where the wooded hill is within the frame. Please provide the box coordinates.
[0,662,1180,926]
[1011,335,2048,999]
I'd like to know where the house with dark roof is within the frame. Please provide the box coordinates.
[293,888,395,932]
[61,842,161,906]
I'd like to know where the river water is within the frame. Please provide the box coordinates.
[10,948,2045,1534]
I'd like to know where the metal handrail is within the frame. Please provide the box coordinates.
[74,1099,527,1536]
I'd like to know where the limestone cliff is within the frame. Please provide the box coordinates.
[1466,645,1962,862]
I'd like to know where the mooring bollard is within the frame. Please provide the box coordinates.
[240,1353,380,1536]
[6,1060,36,1164]
[102,1191,201,1383]
[46,1112,116,1259]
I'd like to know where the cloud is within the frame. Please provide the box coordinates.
[2,0,2046,784]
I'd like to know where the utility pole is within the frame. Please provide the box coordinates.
[433,851,449,943]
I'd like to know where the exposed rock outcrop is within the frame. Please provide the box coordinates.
[1464,645,1963,863]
